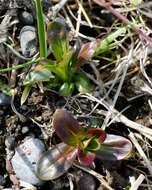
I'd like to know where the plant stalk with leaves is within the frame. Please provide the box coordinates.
[36,109,132,180]
[21,0,128,105]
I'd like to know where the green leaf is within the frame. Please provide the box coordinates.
[59,82,74,96]
[34,0,47,58]
[0,58,37,73]
[47,21,68,61]
[81,137,101,152]
[93,27,127,56]
[44,51,73,82]
[96,134,132,160]
[85,137,101,151]
[130,0,142,6]
[36,143,77,180]
[78,41,97,60]
[53,109,85,146]
[74,72,93,93]
[0,80,11,96]
[24,65,54,85]
[21,85,32,105]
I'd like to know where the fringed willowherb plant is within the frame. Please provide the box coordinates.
[21,0,94,105]
[21,0,128,105]
[36,109,132,180]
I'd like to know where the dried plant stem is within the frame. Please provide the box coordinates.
[83,94,152,140]
[52,0,69,17]
[76,0,93,28]
[75,1,82,37]
[129,174,145,190]
[102,48,133,130]
[20,180,36,190]
[129,132,152,175]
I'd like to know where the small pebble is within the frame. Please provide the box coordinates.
[5,136,16,150]
[21,126,29,134]
[11,137,45,186]
[19,11,34,25]
[0,175,5,186]
[0,93,11,106]
[50,178,70,190]
[20,26,37,57]
[100,11,116,26]
[78,173,96,190]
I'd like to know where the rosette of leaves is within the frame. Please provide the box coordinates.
[21,20,94,104]
[21,0,127,105]
[36,109,132,180]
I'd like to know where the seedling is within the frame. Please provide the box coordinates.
[21,0,95,105]
[21,0,127,105]
[36,109,132,180]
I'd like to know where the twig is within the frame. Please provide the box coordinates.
[52,0,69,18]
[11,90,26,122]
[75,0,82,37]
[82,94,152,140]
[129,132,152,175]
[129,174,145,190]
[102,48,133,130]
[20,180,36,190]
[76,0,93,28]
[3,42,32,61]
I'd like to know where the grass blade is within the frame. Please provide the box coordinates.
[21,85,32,105]
[34,0,47,58]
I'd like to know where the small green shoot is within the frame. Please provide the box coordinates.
[93,27,127,56]
[0,80,11,96]
[21,0,128,104]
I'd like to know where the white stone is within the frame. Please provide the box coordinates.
[11,137,45,186]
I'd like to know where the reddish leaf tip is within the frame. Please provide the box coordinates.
[77,147,96,166]
[87,128,106,143]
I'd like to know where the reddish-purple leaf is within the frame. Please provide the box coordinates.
[78,41,97,60]
[52,109,83,146]
[96,134,132,160]
[36,143,77,180]
[77,147,96,166]
[87,128,107,143]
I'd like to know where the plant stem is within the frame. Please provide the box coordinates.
[0,59,38,73]
[35,0,47,58]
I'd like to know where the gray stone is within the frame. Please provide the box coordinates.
[0,175,5,186]
[5,136,16,150]
[19,11,34,25]
[11,137,45,186]
[78,173,96,190]
[20,26,37,57]
[21,126,29,134]
[0,93,11,106]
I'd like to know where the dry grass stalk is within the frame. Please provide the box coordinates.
[101,48,133,130]
[76,0,93,28]
[129,132,152,176]
[82,93,152,140]
[129,174,145,190]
